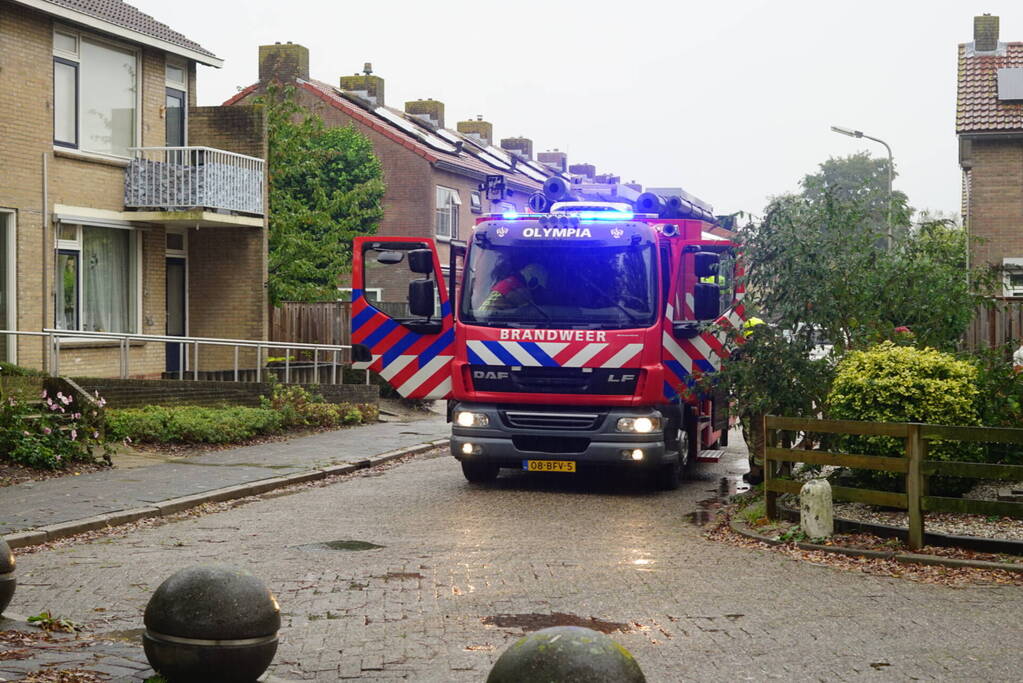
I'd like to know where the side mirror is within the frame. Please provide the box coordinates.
[408,249,434,275]
[351,343,372,363]
[694,252,719,280]
[375,250,404,265]
[408,279,436,318]
[694,283,721,321]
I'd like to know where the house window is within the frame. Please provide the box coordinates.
[55,225,137,333]
[53,28,138,157]
[338,288,381,302]
[435,186,461,239]
[165,60,187,147]
[469,191,483,214]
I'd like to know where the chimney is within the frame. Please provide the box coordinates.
[456,115,493,146]
[404,99,444,128]
[501,136,533,160]
[569,163,596,180]
[595,173,621,185]
[537,149,567,173]
[974,14,999,52]
[258,42,309,83]
[340,63,385,106]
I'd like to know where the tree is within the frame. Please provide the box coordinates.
[258,84,385,305]
[801,152,912,240]
[738,163,984,353]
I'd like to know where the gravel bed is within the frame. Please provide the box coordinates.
[833,481,1023,541]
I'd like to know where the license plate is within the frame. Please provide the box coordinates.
[523,460,576,473]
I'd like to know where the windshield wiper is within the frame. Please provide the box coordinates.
[577,274,641,324]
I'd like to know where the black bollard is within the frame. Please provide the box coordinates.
[143,564,280,683]
[487,625,646,683]
[0,537,14,616]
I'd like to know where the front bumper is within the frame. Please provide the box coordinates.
[450,402,673,469]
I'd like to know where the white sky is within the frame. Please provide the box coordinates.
[131,0,1023,218]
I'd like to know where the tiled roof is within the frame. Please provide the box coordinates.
[957,42,1023,133]
[262,79,545,191]
[38,0,216,58]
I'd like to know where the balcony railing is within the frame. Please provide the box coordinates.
[124,146,264,216]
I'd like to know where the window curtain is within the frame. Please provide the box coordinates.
[82,227,130,332]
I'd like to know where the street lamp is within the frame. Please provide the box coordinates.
[830,125,894,247]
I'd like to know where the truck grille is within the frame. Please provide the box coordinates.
[502,411,603,431]
[512,435,591,454]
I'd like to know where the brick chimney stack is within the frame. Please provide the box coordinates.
[340,63,385,106]
[457,115,493,146]
[258,42,309,83]
[974,14,1000,52]
[501,137,533,160]
[569,163,596,180]
[405,99,444,128]
[537,149,567,173]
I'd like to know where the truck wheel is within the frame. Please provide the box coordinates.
[461,461,499,484]
[657,458,682,491]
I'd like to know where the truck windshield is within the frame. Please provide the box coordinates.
[460,240,657,329]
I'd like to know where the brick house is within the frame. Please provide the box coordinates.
[0,0,268,378]
[226,43,551,303]
[957,14,1023,298]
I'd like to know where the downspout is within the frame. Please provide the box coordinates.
[41,152,49,370]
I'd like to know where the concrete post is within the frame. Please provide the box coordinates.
[800,479,834,539]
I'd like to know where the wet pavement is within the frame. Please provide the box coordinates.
[4,430,1023,681]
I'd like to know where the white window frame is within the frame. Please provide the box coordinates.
[435,186,461,241]
[52,25,142,159]
[338,287,381,303]
[165,58,188,147]
[55,223,141,334]
[1004,258,1023,298]
[0,210,17,363]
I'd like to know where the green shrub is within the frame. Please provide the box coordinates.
[968,344,1023,466]
[827,342,982,496]
[0,389,108,470]
[106,406,284,444]
[0,362,48,377]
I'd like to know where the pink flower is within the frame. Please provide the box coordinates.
[43,427,52,435]
[70,429,77,441]
[124,436,133,444]
[23,431,30,436]
[41,390,48,399]
[73,413,81,419]
[92,431,99,439]
[49,404,58,411]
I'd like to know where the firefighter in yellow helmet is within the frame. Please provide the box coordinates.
[479,263,549,311]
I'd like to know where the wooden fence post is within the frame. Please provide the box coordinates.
[906,423,924,550]
[763,414,778,520]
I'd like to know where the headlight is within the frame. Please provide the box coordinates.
[616,416,660,433]
[456,411,489,428]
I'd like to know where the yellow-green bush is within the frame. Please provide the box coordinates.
[828,342,981,496]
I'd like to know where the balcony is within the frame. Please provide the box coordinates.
[124,147,264,216]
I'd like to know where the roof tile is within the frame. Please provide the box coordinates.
[957,42,1023,133]
[40,0,216,57]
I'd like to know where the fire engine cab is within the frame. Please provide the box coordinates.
[350,178,745,489]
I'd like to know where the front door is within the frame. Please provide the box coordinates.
[166,256,186,375]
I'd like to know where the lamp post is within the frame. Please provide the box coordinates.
[830,125,894,248]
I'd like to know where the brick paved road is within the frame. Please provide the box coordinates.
[6,445,1023,681]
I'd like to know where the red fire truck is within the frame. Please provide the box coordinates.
[350,179,746,489]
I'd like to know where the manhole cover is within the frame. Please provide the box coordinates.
[296,540,385,551]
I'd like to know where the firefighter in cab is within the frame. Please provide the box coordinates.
[479,263,548,311]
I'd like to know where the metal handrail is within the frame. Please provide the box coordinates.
[0,330,367,386]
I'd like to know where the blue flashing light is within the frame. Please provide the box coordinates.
[574,211,635,221]
[502,211,520,219]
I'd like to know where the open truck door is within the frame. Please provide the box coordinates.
[351,237,454,399]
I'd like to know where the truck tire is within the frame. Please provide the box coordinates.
[461,461,499,484]
[655,429,688,491]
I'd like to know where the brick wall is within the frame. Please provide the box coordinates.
[0,3,210,377]
[74,377,378,409]
[966,138,1023,269]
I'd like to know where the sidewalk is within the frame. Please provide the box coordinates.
[1,412,450,544]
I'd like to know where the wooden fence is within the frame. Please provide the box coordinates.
[963,299,1023,351]
[269,301,408,347]
[761,415,1023,550]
